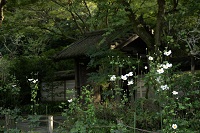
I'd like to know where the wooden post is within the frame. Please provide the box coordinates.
[5,114,9,129]
[64,81,66,101]
[139,79,142,98]
[191,56,195,74]
[75,58,81,97]
[48,115,53,133]
[134,112,136,133]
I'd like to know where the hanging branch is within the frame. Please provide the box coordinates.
[179,20,200,58]
[83,0,91,17]
[0,0,7,26]
[180,30,200,57]
[70,11,84,35]
[51,0,85,34]
[74,11,88,31]
[2,36,13,54]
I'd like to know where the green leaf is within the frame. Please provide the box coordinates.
[178,103,186,109]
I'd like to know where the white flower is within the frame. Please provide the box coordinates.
[28,79,34,82]
[68,99,73,103]
[126,72,133,77]
[32,79,38,84]
[121,75,127,80]
[148,56,153,61]
[172,91,178,95]
[157,68,164,74]
[127,80,134,86]
[110,75,116,81]
[166,62,172,68]
[161,85,169,90]
[162,64,168,69]
[162,62,172,69]
[172,124,177,129]
[144,66,148,69]
[12,85,17,87]
[164,50,172,56]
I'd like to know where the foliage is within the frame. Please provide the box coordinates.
[0,75,20,108]
[87,42,141,103]
[0,107,21,132]
[0,0,200,132]
[144,49,200,132]
[57,86,160,132]
[28,77,39,115]
[1,53,200,132]
[27,114,41,128]
[169,72,200,132]
[0,58,21,108]
[57,86,97,132]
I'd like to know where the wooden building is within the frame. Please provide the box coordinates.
[54,27,148,102]
[54,25,200,102]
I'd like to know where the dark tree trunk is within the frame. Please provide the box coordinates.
[154,0,165,55]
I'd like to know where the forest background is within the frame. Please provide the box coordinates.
[0,0,200,132]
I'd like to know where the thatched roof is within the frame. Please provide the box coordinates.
[55,27,140,59]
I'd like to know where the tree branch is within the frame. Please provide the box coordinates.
[38,26,77,40]
[70,11,84,35]
[73,11,89,31]
[51,0,86,34]
[83,0,91,17]
[166,0,179,14]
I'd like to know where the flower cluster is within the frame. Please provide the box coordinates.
[28,78,38,84]
[157,62,172,74]
[148,49,179,131]
[157,68,164,74]
[147,50,172,75]
[109,72,134,86]
[161,62,173,69]
[161,85,169,90]
[151,49,178,96]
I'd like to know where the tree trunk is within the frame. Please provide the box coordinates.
[154,0,165,54]
[0,0,7,26]
[132,24,154,50]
